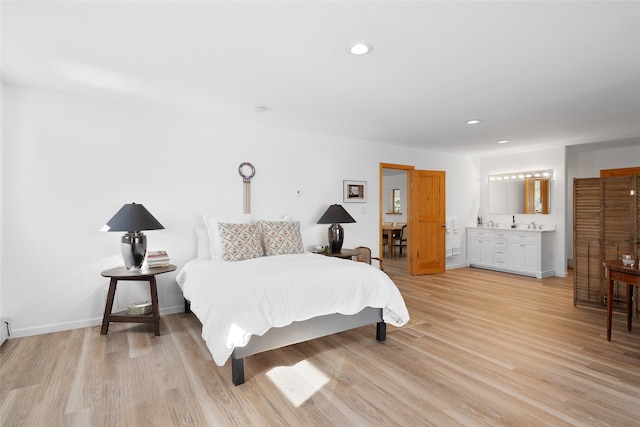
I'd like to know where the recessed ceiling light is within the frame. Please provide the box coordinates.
[348,42,373,55]
[466,119,481,125]
[254,106,266,113]
[497,140,509,144]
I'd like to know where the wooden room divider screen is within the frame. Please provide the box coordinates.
[573,175,640,315]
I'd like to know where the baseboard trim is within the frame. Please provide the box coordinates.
[446,262,467,270]
[8,305,185,339]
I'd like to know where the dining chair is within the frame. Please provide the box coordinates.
[354,246,384,271]
[381,222,393,255]
[393,225,407,256]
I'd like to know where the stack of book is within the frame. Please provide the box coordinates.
[145,250,170,268]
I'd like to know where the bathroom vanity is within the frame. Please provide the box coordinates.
[466,226,556,278]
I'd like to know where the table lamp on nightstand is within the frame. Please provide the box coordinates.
[317,204,356,253]
[103,202,164,269]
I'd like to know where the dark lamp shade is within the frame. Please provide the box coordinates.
[316,204,356,225]
[105,203,164,232]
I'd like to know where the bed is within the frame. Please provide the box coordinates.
[176,251,410,385]
[178,166,408,385]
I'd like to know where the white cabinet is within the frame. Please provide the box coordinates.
[467,229,494,265]
[466,227,555,278]
[507,233,539,273]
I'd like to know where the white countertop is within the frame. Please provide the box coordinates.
[468,225,555,232]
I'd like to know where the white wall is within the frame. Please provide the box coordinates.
[382,172,407,224]
[1,85,477,337]
[565,140,640,262]
[477,146,568,277]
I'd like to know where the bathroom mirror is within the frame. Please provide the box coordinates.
[489,173,551,215]
[489,181,524,214]
[524,178,550,214]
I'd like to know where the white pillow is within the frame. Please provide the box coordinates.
[260,215,291,222]
[194,228,210,258]
[203,213,252,260]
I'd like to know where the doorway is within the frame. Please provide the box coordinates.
[380,164,412,270]
[380,163,447,275]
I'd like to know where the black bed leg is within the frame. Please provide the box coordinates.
[376,321,386,342]
[232,357,245,386]
[184,298,191,313]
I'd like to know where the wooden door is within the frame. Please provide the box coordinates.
[600,166,640,177]
[409,170,446,275]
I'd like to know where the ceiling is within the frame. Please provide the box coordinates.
[2,1,640,156]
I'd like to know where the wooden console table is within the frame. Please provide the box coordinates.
[603,259,640,341]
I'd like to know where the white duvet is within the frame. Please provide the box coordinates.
[176,253,410,366]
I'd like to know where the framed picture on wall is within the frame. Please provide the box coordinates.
[343,180,367,203]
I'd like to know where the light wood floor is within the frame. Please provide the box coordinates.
[2,259,640,426]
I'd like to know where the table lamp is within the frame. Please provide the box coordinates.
[317,204,356,253]
[104,202,164,269]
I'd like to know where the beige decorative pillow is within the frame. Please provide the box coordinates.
[217,222,264,262]
[259,221,304,256]
[203,213,252,260]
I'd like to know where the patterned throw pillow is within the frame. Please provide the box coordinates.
[203,213,252,260]
[259,221,304,256]
[217,222,264,261]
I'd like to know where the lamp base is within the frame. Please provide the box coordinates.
[328,224,344,253]
[121,232,146,269]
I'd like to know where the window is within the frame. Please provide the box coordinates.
[391,189,401,213]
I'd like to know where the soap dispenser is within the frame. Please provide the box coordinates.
[511,215,516,229]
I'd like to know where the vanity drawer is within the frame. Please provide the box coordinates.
[508,233,539,243]
[469,229,493,239]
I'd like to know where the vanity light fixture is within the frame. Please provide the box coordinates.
[348,42,373,55]
[488,169,554,182]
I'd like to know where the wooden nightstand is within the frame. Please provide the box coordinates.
[323,248,361,260]
[100,264,176,336]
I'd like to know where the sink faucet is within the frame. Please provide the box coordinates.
[487,220,495,228]
[529,221,536,230]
